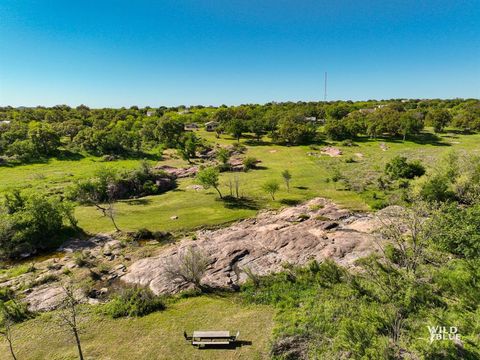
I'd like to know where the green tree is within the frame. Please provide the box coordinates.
[0,192,76,258]
[216,148,230,166]
[262,180,280,200]
[276,113,316,145]
[154,116,184,148]
[426,109,452,133]
[249,118,266,141]
[27,121,60,156]
[227,119,246,142]
[399,111,424,140]
[196,167,222,198]
[177,132,199,163]
[281,170,292,192]
[385,156,425,180]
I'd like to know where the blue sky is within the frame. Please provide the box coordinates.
[0,0,479,107]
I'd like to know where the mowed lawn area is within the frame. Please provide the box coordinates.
[1,129,480,233]
[0,295,274,360]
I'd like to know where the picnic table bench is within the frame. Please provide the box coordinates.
[184,330,240,347]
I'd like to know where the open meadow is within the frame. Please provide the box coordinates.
[1,128,479,234]
[0,295,273,360]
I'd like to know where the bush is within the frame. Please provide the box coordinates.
[103,287,165,318]
[243,157,258,171]
[371,199,389,210]
[385,156,425,180]
[0,299,34,323]
[0,191,77,259]
[419,175,454,202]
[73,251,93,267]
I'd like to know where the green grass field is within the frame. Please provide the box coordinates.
[1,129,479,234]
[0,295,273,360]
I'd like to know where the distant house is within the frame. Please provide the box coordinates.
[303,116,325,125]
[205,121,219,132]
[184,123,199,131]
[146,110,155,117]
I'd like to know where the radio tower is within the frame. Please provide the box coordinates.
[324,72,328,102]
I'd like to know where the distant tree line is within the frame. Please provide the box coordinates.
[0,99,478,163]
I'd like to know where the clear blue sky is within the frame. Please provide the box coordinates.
[0,0,479,107]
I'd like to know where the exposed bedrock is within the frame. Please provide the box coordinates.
[123,198,384,294]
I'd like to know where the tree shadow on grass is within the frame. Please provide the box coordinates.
[279,199,302,206]
[351,133,450,147]
[243,139,274,146]
[222,196,260,210]
[295,186,309,190]
[251,165,268,171]
[408,132,450,146]
[55,149,85,161]
[444,129,476,136]
[123,198,152,206]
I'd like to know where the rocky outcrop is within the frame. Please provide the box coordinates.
[155,165,198,178]
[24,285,67,312]
[123,198,383,294]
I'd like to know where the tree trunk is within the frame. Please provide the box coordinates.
[73,329,84,360]
[110,214,120,232]
[214,186,223,199]
[7,338,17,360]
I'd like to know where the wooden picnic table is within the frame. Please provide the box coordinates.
[185,330,239,346]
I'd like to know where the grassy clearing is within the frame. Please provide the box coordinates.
[0,295,273,360]
[2,129,480,234]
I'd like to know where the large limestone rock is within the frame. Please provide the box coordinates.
[24,285,66,312]
[123,198,383,294]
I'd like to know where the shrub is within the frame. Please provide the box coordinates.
[262,180,280,200]
[0,299,34,323]
[103,287,165,318]
[73,251,93,268]
[371,199,389,210]
[243,157,258,171]
[385,156,425,180]
[418,175,454,202]
[0,191,77,259]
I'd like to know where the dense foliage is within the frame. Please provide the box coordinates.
[0,191,77,258]
[0,99,478,164]
[68,163,175,204]
[242,204,480,359]
[102,287,165,318]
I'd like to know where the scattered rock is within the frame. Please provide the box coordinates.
[380,143,389,151]
[170,215,178,220]
[186,185,204,191]
[114,264,126,272]
[155,165,198,179]
[321,147,342,157]
[88,298,101,305]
